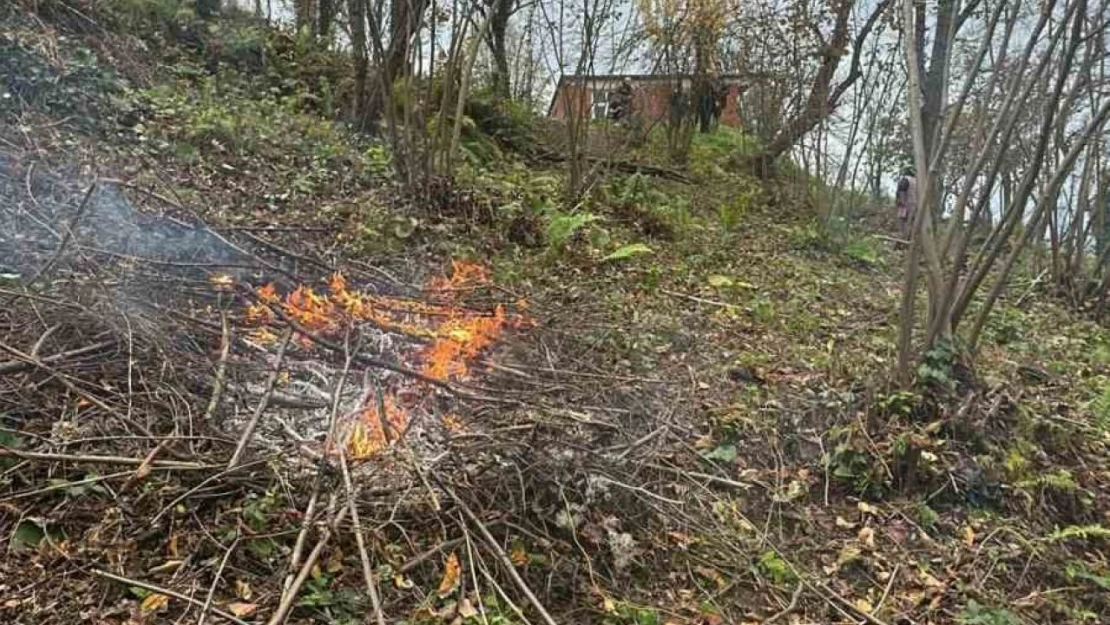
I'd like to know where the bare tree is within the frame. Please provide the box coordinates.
[896,0,1110,382]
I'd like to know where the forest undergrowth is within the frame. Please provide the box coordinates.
[2,3,1110,625]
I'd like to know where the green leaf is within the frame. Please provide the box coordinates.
[602,243,653,262]
[246,537,278,559]
[545,211,600,247]
[702,444,737,463]
[707,275,733,288]
[0,428,21,470]
[10,520,45,553]
[1047,524,1110,542]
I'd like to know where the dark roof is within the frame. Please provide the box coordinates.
[555,73,759,83]
[547,73,768,116]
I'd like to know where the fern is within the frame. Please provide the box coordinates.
[1047,524,1110,542]
[545,211,600,248]
[1066,561,1110,589]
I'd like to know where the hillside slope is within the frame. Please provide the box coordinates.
[2,4,1110,625]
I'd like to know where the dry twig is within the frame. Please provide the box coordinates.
[90,568,250,625]
[442,482,559,625]
[227,328,293,469]
[339,452,387,625]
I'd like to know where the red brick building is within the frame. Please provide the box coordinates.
[547,74,748,127]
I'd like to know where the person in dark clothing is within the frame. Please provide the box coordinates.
[711,79,728,126]
[669,86,690,127]
[609,77,634,125]
[895,168,918,238]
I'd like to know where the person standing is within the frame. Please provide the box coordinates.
[609,77,634,125]
[895,168,917,238]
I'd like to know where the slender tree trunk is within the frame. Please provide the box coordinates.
[294,0,315,34]
[318,0,336,41]
[487,0,513,99]
[349,0,369,128]
[897,0,931,384]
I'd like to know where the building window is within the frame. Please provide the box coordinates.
[592,90,610,120]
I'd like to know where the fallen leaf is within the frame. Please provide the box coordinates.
[707,275,733,288]
[962,525,975,547]
[835,545,863,570]
[510,544,528,566]
[226,602,258,617]
[602,596,617,613]
[857,501,876,515]
[325,547,344,573]
[234,579,252,600]
[437,553,461,597]
[393,573,414,589]
[854,598,873,614]
[140,593,169,613]
[835,516,857,529]
[693,566,726,588]
[858,526,876,549]
[458,597,478,619]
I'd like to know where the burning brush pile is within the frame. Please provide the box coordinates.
[0,153,602,621]
[0,153,525,468]
[0,150,699,625]
[236,262,521,460]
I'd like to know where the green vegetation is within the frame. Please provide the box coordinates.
[3,2,1110,625]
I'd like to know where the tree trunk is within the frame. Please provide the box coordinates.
[349,0,369,128]
[294,0,315,34]
[754,0,891,175]
[318,0,336,41]
[488,0,512,99]
[364,0,429,123]
[386,0,429,85]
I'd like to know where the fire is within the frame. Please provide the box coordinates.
[348,396,409,457]
[240,261,519,458]
[421,305,506,380]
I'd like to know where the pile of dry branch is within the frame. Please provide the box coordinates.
[0,152,746,624]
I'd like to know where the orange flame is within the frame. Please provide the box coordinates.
[239,261,521,459]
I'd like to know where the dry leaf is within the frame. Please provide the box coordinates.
[857,501,876,515]
[234,579,252,600]
[134,461,152,480]
[858,526,876,549]
[437,553,461,597]
[854,598,873,614]
[167,534,179,559]
[602,596,617,613]
[835,516,857,529]
[458,598,478,619]
[227,602,258,617]
[510,544,528,566]
[962,525,975,547]
[393,573,414,589]
[325,547,344,573]
[693,566,726,588]
[919,570,944,589]
[140,593,169,613]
